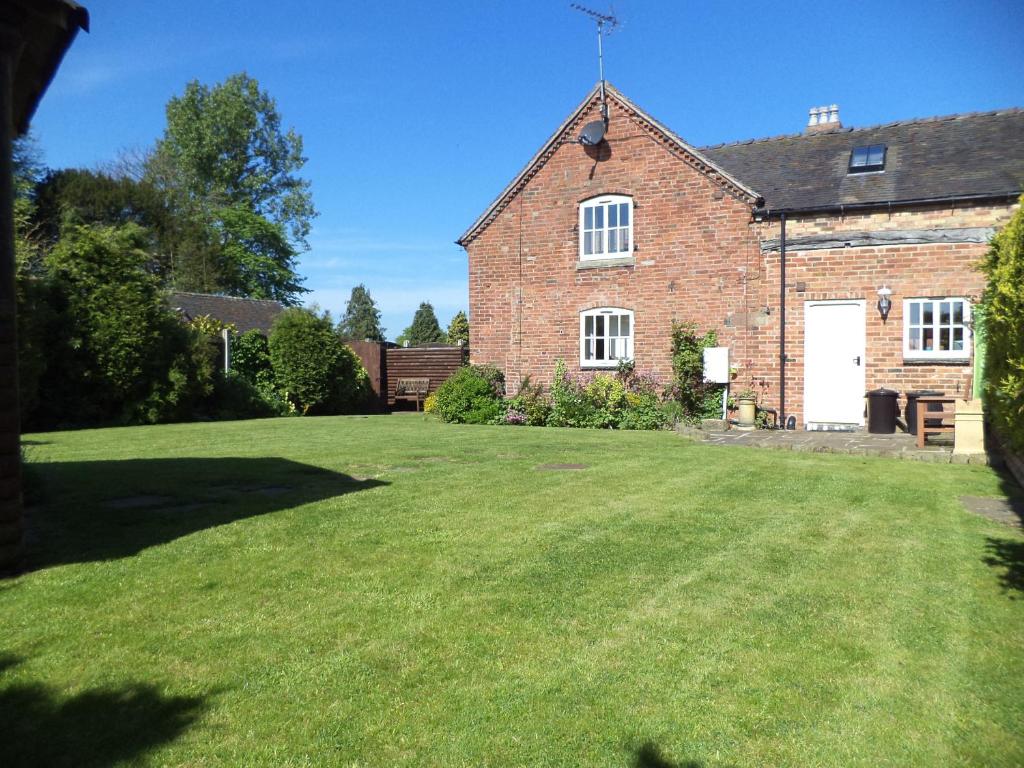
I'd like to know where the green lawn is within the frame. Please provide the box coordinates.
[3,416,1023,767]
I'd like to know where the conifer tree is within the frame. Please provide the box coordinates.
[338,284,385,341]
[447,310,469,346]
[401,301,446,346]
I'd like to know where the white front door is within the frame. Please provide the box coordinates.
[803,300,866,427]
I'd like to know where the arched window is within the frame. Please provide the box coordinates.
[579,195,632,260]
[580,307,634,367]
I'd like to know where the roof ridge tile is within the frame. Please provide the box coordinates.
[700,106,1024,150]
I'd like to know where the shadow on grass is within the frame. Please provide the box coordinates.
[984,538,1024,596]
[983,465,1024,597]
[0,678,207,767]
[632,741,711,768]
[18,457,386,573]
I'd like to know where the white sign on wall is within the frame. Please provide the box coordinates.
[703,346,730,384]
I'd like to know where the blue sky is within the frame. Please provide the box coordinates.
[32,0,1024,340]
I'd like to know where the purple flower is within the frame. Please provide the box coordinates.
[505,409,527,425]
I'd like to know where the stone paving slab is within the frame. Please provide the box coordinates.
[696,428,991,464]
[960,496,1024,528]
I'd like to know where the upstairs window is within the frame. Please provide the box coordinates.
[903,298,971,360]
[580,195,632,260]
[848,144,886,173]
[580,307,634,367]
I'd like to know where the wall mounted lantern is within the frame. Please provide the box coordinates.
[876,286,893,322]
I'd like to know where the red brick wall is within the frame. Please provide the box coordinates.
[750,204,1015,424]
[749,241,988,424]
[466,96,764,393]
[464,95,1014,426]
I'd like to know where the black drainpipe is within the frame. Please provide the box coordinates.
[779,212,787,427]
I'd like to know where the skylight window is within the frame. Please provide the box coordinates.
[849,144,886,173]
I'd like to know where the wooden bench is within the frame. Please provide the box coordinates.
[916,394,956,448]
[394,378,430,411]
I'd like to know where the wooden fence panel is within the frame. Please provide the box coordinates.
[347,341,387,412]
[385,346,467,407]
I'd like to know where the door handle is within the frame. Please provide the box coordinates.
[853,356,862,366]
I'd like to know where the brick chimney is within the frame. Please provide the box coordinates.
[806,104,841,134]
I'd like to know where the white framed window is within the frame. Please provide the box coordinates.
[580,307,634,367]
[903,297,971,360]
[579,195,633,260]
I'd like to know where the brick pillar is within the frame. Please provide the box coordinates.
[0,39,22,571]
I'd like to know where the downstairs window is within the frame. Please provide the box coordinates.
[580,308,634,367]
[903,297,971,360]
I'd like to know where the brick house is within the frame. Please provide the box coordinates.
[457,83,1024,429]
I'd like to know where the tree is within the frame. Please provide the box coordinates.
[400,302,446,346]
[147,72,316,304]
[447,310,469,346]
[31,169,175,275]
[980,194,1024,451]
[338,284,385,341]
[268,307,369,414]
[35,223,213,426]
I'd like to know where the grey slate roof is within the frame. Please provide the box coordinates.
[700,108,1024,212]
[169,292,284,334]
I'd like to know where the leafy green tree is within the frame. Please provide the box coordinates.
[980,195,1024,451]
[446,310,469,346]
[148,72,316,304]
[33,223,213,426]
[268,307,369,414]
[338,284,385,341]
[400,301,446,346]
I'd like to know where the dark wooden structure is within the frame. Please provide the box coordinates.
[0,1,88,571]
[347,340,388,412]
[386,345,467,408]
[347,342,467,411]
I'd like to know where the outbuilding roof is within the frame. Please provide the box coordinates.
[701,108,1024,213]
[169,292,284,334]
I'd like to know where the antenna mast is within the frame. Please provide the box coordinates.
[571,4,619,123]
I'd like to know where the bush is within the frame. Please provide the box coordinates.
[506,376,551,426]
[548,360,600,428]
[585,374,629,428]
[231,329,272,383]
[620,372,669,431]
[268,307,370,415]
[212,371,289,419]
[980,194,1024,451]
[26,222,218,428]
[666,322,723,424]
[431,365,505,424]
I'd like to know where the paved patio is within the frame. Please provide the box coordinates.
[691,427,990,464]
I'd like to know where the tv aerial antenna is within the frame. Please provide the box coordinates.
[571,3,620,145]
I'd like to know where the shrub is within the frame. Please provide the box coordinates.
[431,365,505,424]
[268,307,370,415]
[619,372,669,431]
[548,359,600,428]
[212,371,287,419]
[585,374,629,428]
[980,195,1024,452]
[506,376,551,426]
[30,222,217,427]
[666,321,723,424]
[231,329,272,383]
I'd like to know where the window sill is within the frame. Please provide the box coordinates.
[902,357,971,366]
[576,256,635,270]
[581,361,631,370]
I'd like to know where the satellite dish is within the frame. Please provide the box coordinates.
[578,119,606,146]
